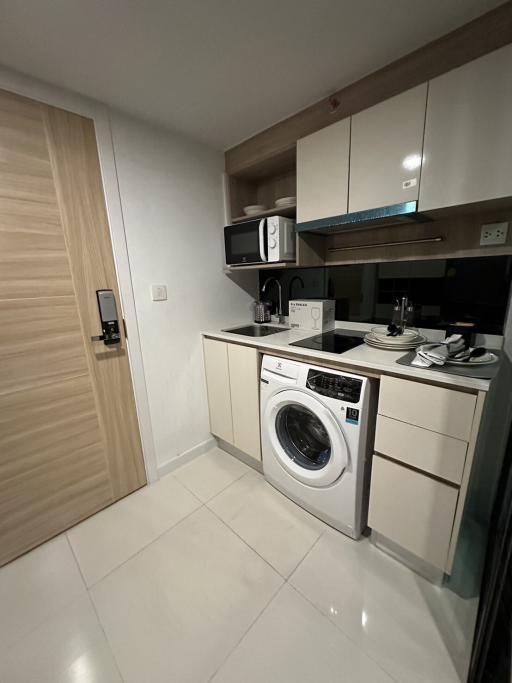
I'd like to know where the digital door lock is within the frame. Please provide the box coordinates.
[91,289,121,345]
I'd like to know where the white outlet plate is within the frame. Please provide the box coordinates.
[151,284,167,301]
[480,221,509,246]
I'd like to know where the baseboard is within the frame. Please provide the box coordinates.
[216,438,263,474]
[370,531,445,585]
[156,437,216,478]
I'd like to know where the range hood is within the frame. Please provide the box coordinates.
[295,201,432,236]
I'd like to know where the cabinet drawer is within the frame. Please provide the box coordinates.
[379,375,476,441]
[368,455,458,570]
[375,415,467,484]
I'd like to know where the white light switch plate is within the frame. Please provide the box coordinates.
[480,222,509,246]
[151,285,167,301]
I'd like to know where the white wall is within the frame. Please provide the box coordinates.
[110,112,257,471]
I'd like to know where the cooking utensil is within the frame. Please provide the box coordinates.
[371,326,422,344]
[463,347,487,362]
[254,300,272,324]
[417,344,498,366]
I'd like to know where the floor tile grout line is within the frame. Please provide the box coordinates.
[174,463,254,506]
[65,531,125,682]
[205,501,295,581]
[84,502,205,589]
[207,581,287,682]
[287,580,402,683]
[285,525,402,682]
[205,473,327,581]
[65,533,88,588]
[167,472,205,505]
[0,536,89,656]
[285,527,328,582]
[84,590,126,683]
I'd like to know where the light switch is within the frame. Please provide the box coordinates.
[151,285,167,301]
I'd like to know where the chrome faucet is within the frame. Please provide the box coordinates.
[262,277,285,325]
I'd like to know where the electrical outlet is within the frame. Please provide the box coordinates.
[480,222,509,246]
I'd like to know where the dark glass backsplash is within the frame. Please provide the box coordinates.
[259,256,512,335]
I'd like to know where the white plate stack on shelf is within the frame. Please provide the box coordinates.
[274,196,296,209]
[364,326,427,350]
[243,204,267,216]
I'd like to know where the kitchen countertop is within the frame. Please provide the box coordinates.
[202,323,495,393]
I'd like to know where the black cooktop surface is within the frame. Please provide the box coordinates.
[290,330,365,354]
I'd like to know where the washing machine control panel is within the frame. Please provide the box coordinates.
[306,370,362,403]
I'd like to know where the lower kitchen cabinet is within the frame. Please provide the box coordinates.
[369,375,485,576]
[203,338,233,443]
[203,338,261,461]
[368,455,458,571]
[227,343,261,461]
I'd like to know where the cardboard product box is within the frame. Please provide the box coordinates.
[288,299,335,332]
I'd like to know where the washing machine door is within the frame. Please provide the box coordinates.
[264,389,348,487]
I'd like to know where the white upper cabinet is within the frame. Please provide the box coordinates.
[296,117,350,223]
[349,84,428,213]
[419,45,512,211]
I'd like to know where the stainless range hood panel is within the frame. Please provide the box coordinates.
[295,201,432,235]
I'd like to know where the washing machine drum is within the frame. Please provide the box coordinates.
[265,389,349,487]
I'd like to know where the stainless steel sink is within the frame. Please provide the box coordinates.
[222,325,286,337]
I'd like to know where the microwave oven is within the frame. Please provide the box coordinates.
[224,216,296,266]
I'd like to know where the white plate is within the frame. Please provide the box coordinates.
[365,333,425,348]
[370,326,422,344]
[418,344,499,366]
[364,337,423,351]
[243,204,267,215]
[275,196,296,207]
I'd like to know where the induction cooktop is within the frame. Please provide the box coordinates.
[290,330,365,354]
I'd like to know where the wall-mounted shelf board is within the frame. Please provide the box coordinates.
[231,205,296,224]
[223,261,298,273]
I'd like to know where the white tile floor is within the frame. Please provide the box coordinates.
[0,447,473,683]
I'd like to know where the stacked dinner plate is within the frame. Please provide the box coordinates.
[364,326,426,350]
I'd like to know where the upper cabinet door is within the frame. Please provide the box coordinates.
[349,84,427,213]
[419,45,512,211]
[296,118,350,224]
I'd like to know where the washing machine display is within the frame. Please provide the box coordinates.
[307,370,362,403]
[275,403,331,471]
[261,355,375,538]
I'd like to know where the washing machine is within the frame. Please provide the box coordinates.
[260,354,376,539]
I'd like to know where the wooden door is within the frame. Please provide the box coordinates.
[0,89,146,566]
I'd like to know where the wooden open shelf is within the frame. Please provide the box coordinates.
[223,260,298,273]
[226,155,297,227]
[231,204,296,223]
[223,233,325,272]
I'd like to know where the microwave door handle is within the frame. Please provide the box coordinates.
[258,218,268,262]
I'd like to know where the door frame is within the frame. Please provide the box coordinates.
[0,66,158,483]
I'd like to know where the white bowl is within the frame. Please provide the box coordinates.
[243,204,267,215]
[275,196,296,207]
